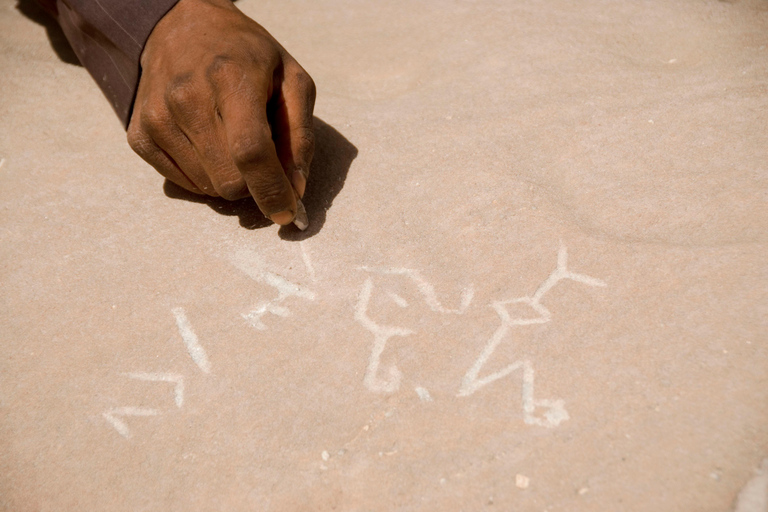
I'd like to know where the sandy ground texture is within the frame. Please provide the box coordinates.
[2,0,768,510]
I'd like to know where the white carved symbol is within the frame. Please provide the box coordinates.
[458,244,606,427]
[355,267,474,393]
[230,249,315,330]
[103,309,208,438]
[173,307,211,373]
[102,407,160,439]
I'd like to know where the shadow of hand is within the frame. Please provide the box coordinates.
[163,117,358,238]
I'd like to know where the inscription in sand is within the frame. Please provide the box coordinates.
[231,249,316,330]
[354,267,473,393]
[102,309,209,438]
[102,243,605,438]
[354,244,605,427]
[458,244,605,427]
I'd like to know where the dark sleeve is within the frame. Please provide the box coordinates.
[44,0,180,127]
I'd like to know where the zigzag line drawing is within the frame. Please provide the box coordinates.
[458,244,606,427]
[102,407,160,439]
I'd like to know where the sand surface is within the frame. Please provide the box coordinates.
[1,0,767,510]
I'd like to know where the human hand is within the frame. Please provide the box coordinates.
[127,0,315,228]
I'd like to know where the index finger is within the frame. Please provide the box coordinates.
[214,65,296,225]
[272,62,316,199]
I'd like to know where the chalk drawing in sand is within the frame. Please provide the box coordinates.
[230,249,316,330]
[124,372,185,408]
[458,244,606,427]
[102,243,605,437]
[359,267,474,314]
[173,307,211,373]
[299,241,318,282]
[354,267,474,393]
[102,407,159,439]
[103,309,209,438]
[353,245,605,427]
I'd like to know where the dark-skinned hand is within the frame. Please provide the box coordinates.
[127,0,315,228]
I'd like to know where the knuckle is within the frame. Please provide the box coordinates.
[126,125,159,163]
[138,106,170,136]
[215,178,248,201]
[193,179,218,197]
[126,125,148,154]
[252,179,289,211]
[166,79,199,113]
[206,55,239,85]
[229,132,271,167]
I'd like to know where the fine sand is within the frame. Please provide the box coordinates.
[1,0,767,510]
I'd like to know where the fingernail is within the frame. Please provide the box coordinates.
[293,198,309,231]
[269,210,295,226]
[292,168,308,198]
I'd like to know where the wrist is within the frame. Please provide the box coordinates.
[141,0,235,68]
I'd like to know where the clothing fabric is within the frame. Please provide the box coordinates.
[39,0,180,127]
